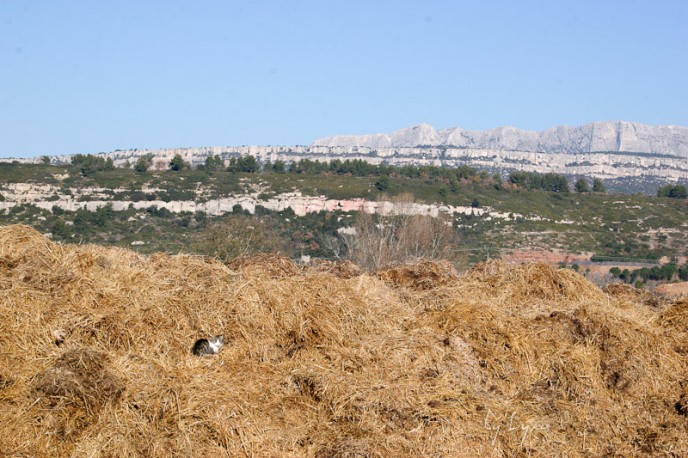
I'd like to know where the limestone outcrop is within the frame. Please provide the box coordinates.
[3,121,687,182]
[313,121,688,156]
[0,183,516,220]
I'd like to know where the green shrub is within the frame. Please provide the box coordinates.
[657,184,687,199]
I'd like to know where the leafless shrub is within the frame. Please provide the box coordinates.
[345,194,463,270]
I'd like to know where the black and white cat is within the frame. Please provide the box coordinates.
[191,335,224,356]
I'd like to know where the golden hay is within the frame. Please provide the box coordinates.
[605,282,642,296]
[225,252,302,277]
[660,298,688,356]
[653,281,688,299]
[376,259,459,290]
[661,297,688,329]
[604,282,657,303]
[465,260,606,303]
[605,284,670,315]
[0,225,686,457]
[306,259,364,279]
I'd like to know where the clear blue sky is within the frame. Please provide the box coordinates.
[1,0,687,157]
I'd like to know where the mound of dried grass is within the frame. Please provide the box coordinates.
[306,259,363,279]
[377,259,459,290]
[653,281,688,299]
[466,260,606,303]
[605,282,640,296]
[225,252,302,277]
[605,282,653,301]
[661,298,688,355]
[32,348,125,440]
[605,283,668,312]
[0,225,686,456]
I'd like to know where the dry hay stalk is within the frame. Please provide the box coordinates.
[306,259,364,279]
[466,260,606,302]
[0,225,686,456]
[443,261,609,320]
[226,252,302,277]
[376,259,459,290]
[604,282,667,309]
[605,282,645,298]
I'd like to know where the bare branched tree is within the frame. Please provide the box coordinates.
[317,233,346,260]
[344,194,464,270]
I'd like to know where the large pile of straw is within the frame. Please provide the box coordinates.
[0,225,686,456]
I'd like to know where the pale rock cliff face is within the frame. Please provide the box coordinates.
[389,124,439,147]
[3,121,686,182]
[314,121,688,156]
[313,133,391,148]
[5,143,687,181]
[0,183,519,221]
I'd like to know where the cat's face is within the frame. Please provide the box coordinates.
[208,335,224,352]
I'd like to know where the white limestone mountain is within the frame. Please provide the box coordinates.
[3,121,687,187]
[312,121,688,157]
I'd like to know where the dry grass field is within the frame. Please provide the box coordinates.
[1,225,686,456]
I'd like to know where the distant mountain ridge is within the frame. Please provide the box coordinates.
[2,121,687,191]
[312,121,688,157]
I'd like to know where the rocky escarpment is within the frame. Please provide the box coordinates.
[3,121,687,182]
[0,182,520,221]
[10,144,686,183]
[313,121,688,156]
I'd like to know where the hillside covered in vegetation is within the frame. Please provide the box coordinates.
[1,159,686,275]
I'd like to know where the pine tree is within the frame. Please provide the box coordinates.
[575,178,590,193]
[169,154,187,171]
[592,178,606,193]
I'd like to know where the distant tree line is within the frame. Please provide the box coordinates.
[70,154,114,176]
[507,171,570,193]
[593,234,660,261]
[265,157,482,181]
[66,153,609,197]
[227,156,259,173]
[199,154,483,181]
[610,262,688,285]
[574,177,606,193]
[657,184,687,199]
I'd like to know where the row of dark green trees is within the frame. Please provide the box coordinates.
[508,171,606,193]
[69,152,686,196]
[170,153,613,194]
[199,155,484,181]
[172,154,685,198]
[58,153,687,198]
[657,184,688,199]
[610,262,688,284]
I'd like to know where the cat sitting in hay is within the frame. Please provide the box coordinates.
[191,335,224,356]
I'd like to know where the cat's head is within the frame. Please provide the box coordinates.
[208,335,225,353]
